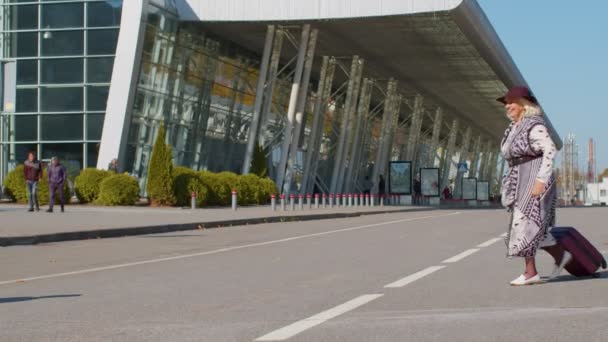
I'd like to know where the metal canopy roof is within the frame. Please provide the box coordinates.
[177,0,562,148]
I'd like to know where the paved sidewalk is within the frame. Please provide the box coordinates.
[0,203,433,246]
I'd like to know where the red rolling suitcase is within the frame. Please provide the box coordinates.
[542,227,607,277]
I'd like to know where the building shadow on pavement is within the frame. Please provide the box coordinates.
[138,234,207,238]
[0,294,81,304]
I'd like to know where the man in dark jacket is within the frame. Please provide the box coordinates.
[47,157,67,213]
[24,152,43,212]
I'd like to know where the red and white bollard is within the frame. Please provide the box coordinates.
[280,194,286,211]
[271,194,276,211]
[306,194,312,209]
[298,194,304,211]
[322,193,327,208]
[191,191,196,209]
[290,194,295,211]
[231,190,238,211]
[329,194,334,208]
[342,194,347,207]
[348,194,353,207]
[380,194,384,207]
[371,194,376,207]
[365,193,370,207]
[354,194,359,208]
[314,193,319,209]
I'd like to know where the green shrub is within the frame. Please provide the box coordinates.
[199,171,232,206]
[235,174,260,206]
[4,164,70,205]
[258,177,279,204]
[146,124,176,206]
[74,168,112,203]
[96,174,140,206]
[173,166,210,207]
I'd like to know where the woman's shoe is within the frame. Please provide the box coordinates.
[510,274,542,286]
[548,251,572,280]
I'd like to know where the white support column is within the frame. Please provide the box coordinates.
[345,78,372,193]
[306,57,336,194]
[405,95,424,163]
[441,119,459,189]
[469,135,482,178]
[258,29,284,147]
[285,29,318,195]
[336,58,365,194]
[301,56,329,195]
[371,80,398,194]
[479,140,492,181]
[330,56,361,194]
[97,0,148,170]
[383,95,402,169]
[242,25,275,174]
[275,25,311,194]
[454,126,472,199]
[427,107,443,168]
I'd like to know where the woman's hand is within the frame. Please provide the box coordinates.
[531,180,545,197]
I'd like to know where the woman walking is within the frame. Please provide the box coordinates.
[498,86,567,286]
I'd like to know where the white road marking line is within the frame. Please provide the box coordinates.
[442,248,480,263]
[0,212,461,286]
[384,266,445,288]
[255,294,383,341]
[477,237,503,248]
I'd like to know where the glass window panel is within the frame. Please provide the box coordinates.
[16,88,37,113]
[41,58,84,84]
[86,86,109,112]
[86,113,104,140]
[87,1,123,27]
[41,3,83,29]
[41,114,83,141]
[87,57,114,83]
[87,29,119,55]
[14,144,38,164]
[41,30,84,56]
[10,4,38,30]
[13,115,37,141]
[11,32,38,58]
[41,143,83,171]
[40,87,83,112]
[17,60,38,85]
[87,142,101,168]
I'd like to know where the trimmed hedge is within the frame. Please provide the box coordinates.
[96,174,140,206]
[173,166,210,207]
[199,171,232,206]
[4,165,70,205]
[74,168,112,203]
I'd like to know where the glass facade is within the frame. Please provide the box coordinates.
[0,0,122,180]
[123,2,293,188]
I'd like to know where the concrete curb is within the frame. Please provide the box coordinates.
[0,208,437,247]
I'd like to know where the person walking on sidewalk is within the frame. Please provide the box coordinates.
[498,86,564,286]
[24,151,42,212]
[47,157,67,213]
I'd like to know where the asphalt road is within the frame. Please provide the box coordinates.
[1,208,607,341]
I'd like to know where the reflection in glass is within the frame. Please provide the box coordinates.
[17,60,38,85]
[87,1,123,27]
[41,87,83,112]
[41,59,84,84]
[41,30,84,56]
[41,114,83,141]
[87,57,114,83]
[41,3,84,29]
[16,89,38,113]
[14,115,38,141]
[87,29,119,55]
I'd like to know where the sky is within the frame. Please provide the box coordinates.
[477,0,608,173]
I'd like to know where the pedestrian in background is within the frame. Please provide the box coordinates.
[47,156,67,213]
[378,175,386,199]
[362,176,373,195]
[498,86,560,286]
[23,151,42,212]
[413,175,422,205]
[108,158,119,173]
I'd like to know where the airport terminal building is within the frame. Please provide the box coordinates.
[0,0,562,199]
